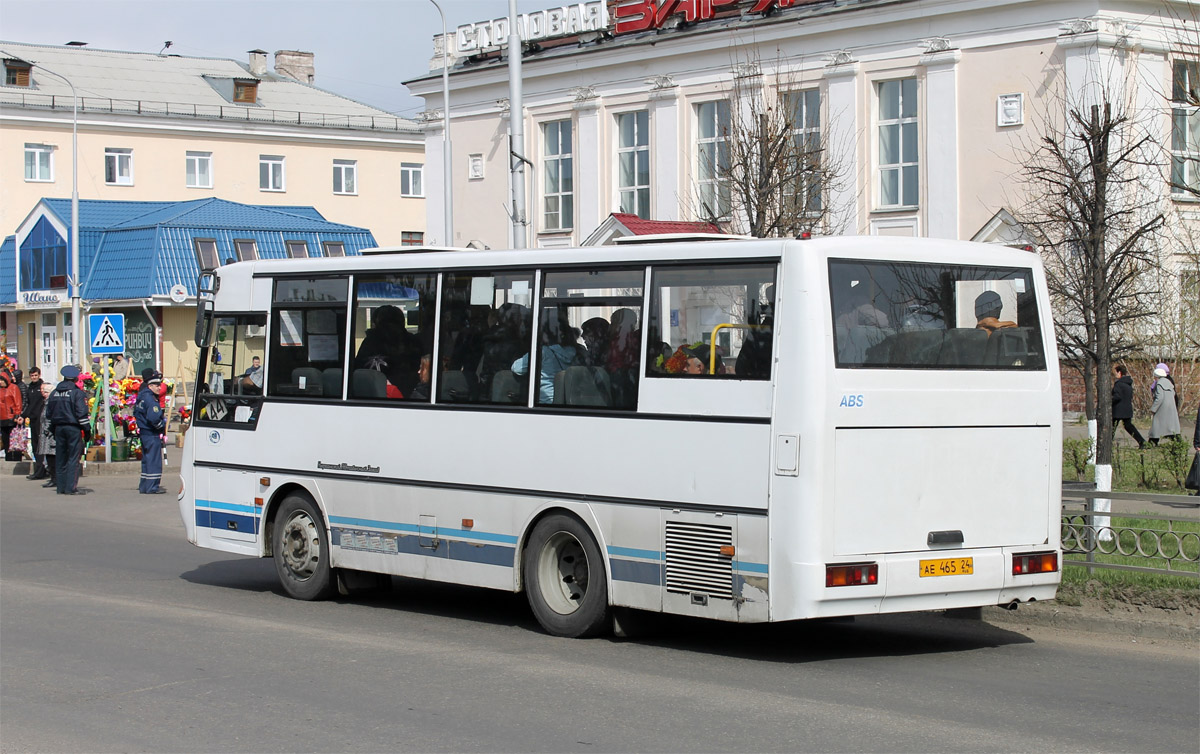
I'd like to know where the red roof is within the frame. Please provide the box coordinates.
[611,213,723,236]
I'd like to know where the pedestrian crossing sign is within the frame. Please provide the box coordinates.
[89,313,125,354]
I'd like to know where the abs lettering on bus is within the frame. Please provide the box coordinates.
[839,394,864,408]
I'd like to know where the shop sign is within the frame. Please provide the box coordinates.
[614,0,802,34]
[456,1,608,53]
[122,310,157,375]
[19,290,68,309]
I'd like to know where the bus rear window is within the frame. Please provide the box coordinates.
[829,259,1046,370]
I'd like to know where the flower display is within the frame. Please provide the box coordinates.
[655,341,706,374]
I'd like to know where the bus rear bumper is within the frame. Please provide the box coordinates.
[775,547,1062,621]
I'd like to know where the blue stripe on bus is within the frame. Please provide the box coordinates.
[197,509,256,535]
[611,558,663,585]
[734,560,769,574]
[607,545,661,561]
[197,499,259,515]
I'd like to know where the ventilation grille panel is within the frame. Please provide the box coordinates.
[665,522,734,600]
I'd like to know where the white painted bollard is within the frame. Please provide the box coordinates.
[1094,463,1113,543]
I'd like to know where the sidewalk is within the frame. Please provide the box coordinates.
[2,442,183,477]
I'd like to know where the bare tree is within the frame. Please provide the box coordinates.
[692,60,849,238]
[1016,98,1167,466]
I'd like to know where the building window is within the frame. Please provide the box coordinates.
[696,101,731,220]
[286,241,309,258]
[234,239,258,261]
[24,143,53,182]
[333,159,357,195]
[105,148,133,186]
[401,163,424,196]
[322,241,346,257]
[542,119,574,231]
[877,78,918,208]
[4,60,31,87]
[186,151,213,188]
[194,238,220,270]
[1171,60,1199,197]
[616,110,650,219]
[783,89,822,214]
[233,80,258,104]
[260,155,285,191]
[401,231,424,246]
[18,216,68,291]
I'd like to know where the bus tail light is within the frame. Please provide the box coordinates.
[826,562,878,587]
[1012,551,1058,575]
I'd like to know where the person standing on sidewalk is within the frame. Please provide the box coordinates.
[36,382,57,489]
[134,369,167,494]
[22,367,47,479]
[0,371,22,461]
[45,365,88,495]
[1111,364,1145,449]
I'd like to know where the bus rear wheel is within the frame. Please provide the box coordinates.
[523,514,609,638]
[273,493,335,601]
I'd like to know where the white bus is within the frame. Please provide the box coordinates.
[180,236,1062,637]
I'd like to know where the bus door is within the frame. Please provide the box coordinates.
[191,315,267,546]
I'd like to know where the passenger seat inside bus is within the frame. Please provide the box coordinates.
[351,368,387,398]
[554,366,611,407]
[321,368,344,398]
[491,370,522,403]
[291,367,325,396]
[440,370,471,402]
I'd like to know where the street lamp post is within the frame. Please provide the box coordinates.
[32,64,80,368]
[428,0,454,245]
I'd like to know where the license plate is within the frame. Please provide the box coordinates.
[919,557,974,577]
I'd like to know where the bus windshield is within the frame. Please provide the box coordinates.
[829,258,1046,370]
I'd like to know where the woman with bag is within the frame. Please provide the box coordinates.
[1148,366,1182,446]
[0,371,23,461]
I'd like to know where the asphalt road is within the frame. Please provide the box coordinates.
[1,469,1197,754]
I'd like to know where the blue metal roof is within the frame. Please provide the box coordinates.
[4,198,377,304]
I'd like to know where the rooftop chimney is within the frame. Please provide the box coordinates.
[274,49,315,84]
[248,49,268,76]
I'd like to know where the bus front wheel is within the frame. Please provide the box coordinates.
[273,493,335,601]
[523,514,609,638]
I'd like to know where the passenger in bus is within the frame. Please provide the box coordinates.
[579,317,610,367]
[478,303,527,398]
[237,356,264,394]
[512,311,579,403]
[973,291,1016,335]
[606,308,640,406]
[735,284,774,378]
[685,344,727,376]
[354,305,422,396]
[408,355,432,402]
[834,285,889,329]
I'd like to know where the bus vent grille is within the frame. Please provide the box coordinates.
[664,522,734,600]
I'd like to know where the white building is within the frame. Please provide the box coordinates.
[404,0,1197,252]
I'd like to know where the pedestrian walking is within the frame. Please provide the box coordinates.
[44,365,89,495]
[22,367,47,479]
[1148,366,1182,445]
[134,368,167,494]
[0,371,22,460]
[1111,364,1145,449]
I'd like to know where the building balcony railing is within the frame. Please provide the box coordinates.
[0,90,415,133]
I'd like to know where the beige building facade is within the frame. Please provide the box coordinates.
[405,0,1197,251]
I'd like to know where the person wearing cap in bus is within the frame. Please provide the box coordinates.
[44,365,89,495]
[135,368,168,494]
[974,290,1016,335]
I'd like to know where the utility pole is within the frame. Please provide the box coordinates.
[508,0,528,248]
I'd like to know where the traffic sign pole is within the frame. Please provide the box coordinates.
[103,362,111,463]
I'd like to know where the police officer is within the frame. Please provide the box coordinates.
[45,365,88,495]
[135,368,167,494]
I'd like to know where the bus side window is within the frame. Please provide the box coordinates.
[437,271,534,405]
[268,278,349,398]
[645,264,777,379]
[351,273,437,401]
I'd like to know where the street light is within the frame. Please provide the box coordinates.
[30,63,80,368]
[428,0,454,245]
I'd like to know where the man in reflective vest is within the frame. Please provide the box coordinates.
[135,369,167,494]
[44,365,88,495]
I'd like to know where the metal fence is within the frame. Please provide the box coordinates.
[0,91,415,133]
[1061,488,1200,578]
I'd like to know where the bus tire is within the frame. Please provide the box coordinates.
[523,514,609,638]
[273,493,335,601]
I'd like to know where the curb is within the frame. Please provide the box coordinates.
[982,603,1199,642]
[3,459,141,477]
